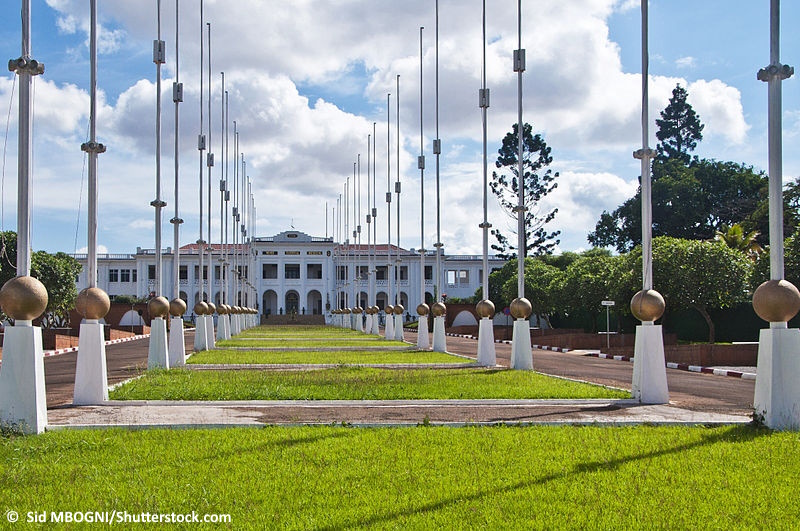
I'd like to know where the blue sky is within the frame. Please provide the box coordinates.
[0,0,797,256]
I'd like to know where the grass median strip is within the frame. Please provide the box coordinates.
[215,338,409,348]
[109,367,627,401]
[234,325,373,338]
[187,349,463,365]
[2,425,797,528]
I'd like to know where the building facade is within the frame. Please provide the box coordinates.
[73,230,504,320]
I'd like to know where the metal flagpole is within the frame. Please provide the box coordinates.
[416,26,430,349]
[431,0,447,351]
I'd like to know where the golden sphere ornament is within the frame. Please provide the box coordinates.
[385,304,394,314]
[431,301,447,317]
[416,303,430,316]
[148,296,170,319]
[393,304,405,315]
[194,301,209,316]
[630,289,665,322]
[169,298,187,317]
[510,297,533,319]
[0,275,48,321]
[753,279,800,323]
[475,299,495,319]
[75,286,110,320]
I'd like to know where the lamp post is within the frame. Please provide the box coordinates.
[147,0,170,369]
[72,0,111,405]
[0,0,49,433]
[476,0,496,366]
[510,0,533,370]
[193,0,209,351]
[630,0,668,404]
[167,0,187,366]
[752,0,800,430]
[416,26,430,350]
[431,0,447,352]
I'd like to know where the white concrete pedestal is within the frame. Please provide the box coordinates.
[205,315,215,349]
[216,314,227,341]
[510,318,533,370]
[371,314,380,335]
[148,317,169,369]
[168,317,186,368]
[476,317,496,367]
[231,314,241,336]
[74,321,108,404]
[0,323,47,433]
[385,313,395,339]
[631,323,669,404]
[754,325,800,430]
[356,314,364,333]
[394,314,404,342]
[365,314,373,335]
[194,316,208,351]
[417,317,430,349]
[432,316,447,352]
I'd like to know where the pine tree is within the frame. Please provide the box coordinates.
[489,123,560,259]
[655,84,704,164]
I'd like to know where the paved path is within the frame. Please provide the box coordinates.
[43,328,755,428]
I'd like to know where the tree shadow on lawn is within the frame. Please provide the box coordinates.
[196,427,358,462]
[316,424,769,530]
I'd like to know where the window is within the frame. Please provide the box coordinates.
[307,251,323,255]
[307,263,323,280]
[285,264,300,279]
[458,270,470,284]
[179,265,188,280]
[337,266,347,281]
[262,250,278,255]
[120,269,130,282]
[193,265,208,280]
[400,266,408,280]
[424,265,433,281]
[108,269,119,283]
[447,270,457,286]
[147,265,156,280]
[284,250,300,255]
[376,266,387,280]
[263,263,278,279]
[132,269,137,282]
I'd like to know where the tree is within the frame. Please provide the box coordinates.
[0,231,82,328]
[500,258,563,328]
[552,254,626,332]
[624,237,752,343]
[715,223,763,261]
[490,123,560,258]
[588,160,769,252]
[655,84,704,164]
[30,251,82,328]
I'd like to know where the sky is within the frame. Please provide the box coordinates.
[0,0,798,256]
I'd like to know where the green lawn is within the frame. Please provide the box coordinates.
[109,367,628,401]
[2,425,798,529]
[234,325,371,338]
[187,349,465,365]
[215,338,409,348]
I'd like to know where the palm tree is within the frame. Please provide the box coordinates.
[714,223,764,261]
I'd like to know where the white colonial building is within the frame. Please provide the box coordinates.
[73,230,504,321]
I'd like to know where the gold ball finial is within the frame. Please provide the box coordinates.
[416,303,430,316]
[169,298,187,317]
[148,296,170,319]
[385,304,394,314]
[630,289,665,322]
[431,301,447,317]
[193,300,209,316]
[510,297,533,319]
[344,307,352,314]
[75,286,111,320]
[753,279,800,323]
[475,299,495,319]
[0,275,48,321]
[393,304,405,315]
[207,302,217,315]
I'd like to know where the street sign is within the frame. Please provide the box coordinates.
[601,300,615,307]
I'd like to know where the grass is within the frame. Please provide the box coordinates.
[215,338,409,348]
[2,425,799,529]
[235,325,370,338]
[187,349,465,365]
[109,367,628,401]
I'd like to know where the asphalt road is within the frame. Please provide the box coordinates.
[44,328,755,417]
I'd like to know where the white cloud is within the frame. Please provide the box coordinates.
[676,56,696,69]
